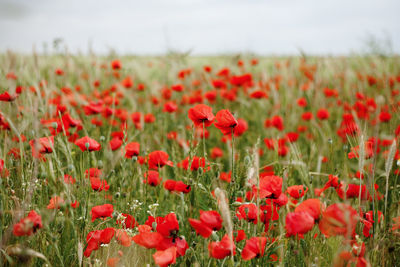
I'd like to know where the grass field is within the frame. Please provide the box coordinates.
[0,52,399,266]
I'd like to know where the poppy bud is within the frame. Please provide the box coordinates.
[211,231,218,241]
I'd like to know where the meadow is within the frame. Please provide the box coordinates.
[0,52,399,266]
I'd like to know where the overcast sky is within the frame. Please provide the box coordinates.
[0,0,399,55]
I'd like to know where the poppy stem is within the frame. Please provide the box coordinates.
[231,128,235,183]
[202,121,206,159]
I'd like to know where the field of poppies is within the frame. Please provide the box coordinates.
[0,53,399,267]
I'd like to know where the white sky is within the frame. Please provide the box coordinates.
[0,0,399,55]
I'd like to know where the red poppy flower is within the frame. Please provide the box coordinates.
[316,108,330,120]
[84,227,115,257]
[90,177,110,191]
[6,72,17,80]
[219,171,231,183]
[241,237,267,260]
[208,234,236,259]
[55,68,64,75]
[235,229,246,242]
[125,142,140,158]
[13,210,42,236]
[204,90,217,103]
[189,156,207,171]
[319,203,358,237]
[163,101,178,113]
[230,73,252,87]
[47,196,65,209]
[156,213,179,237]
[83,102,103,115]
[203,65,212,72]
[143,170,162,186]
[29,136,54,158]
[348,141,374,159]
[71,201,79,209]
[173,181,191,193]
[163,180,177,191]
[111,60,122,70]
[236,203,259,224]
[211,147,223,159]
[302,112,313,121]
[153,246,177,267]
[259,175,283,198]
[61,113,82,128]
[250,90,268,99]
[62,174,76,184]
[75,136,101,152]
[163,180,191,194]
[117,213,138,229]
[285,132,299,143]
[144,113,156,123]
[0,113,10,130]
[91,204,113,222]
[297,97,307,107]
[361,210,383,238]
[85,168,102,179]
[148,151,173,169]
[379,111,391,122]
[199,210,223,231]
[286,185,308,199]
[171,84,184,92]
[115,229,131,247]
[0,91,17,102]
[258,199,280,226]
[155,236,188,257]
[285,211,314,237]
[109,137,123,151]
[121,76,133,88]
[214,109,238,135]
[271,115,284,131]
[188,104,215,127]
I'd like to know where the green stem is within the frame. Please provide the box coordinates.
[231,128,235,183]
[202,121,206,159]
